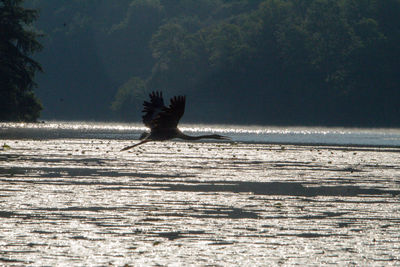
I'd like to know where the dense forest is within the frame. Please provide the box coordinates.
[1,0,43,121]
[24,0,400,126]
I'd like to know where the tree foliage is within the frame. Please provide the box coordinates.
[0,0,42,121]
[110,76,146,121]
[28,0,400,126]
[138,0,400,126]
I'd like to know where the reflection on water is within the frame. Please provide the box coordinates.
[1,121,400,146]
[0,122,400,265]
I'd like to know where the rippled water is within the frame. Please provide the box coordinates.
[2,121,400,147]
[1,122,400,266]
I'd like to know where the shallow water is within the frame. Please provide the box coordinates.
[1,122,400,266]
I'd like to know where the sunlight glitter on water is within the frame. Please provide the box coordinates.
[1,123,400,265]
[0,142,400,266]
[2,121,400,147]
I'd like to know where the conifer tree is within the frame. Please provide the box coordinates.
[0,0,43,121]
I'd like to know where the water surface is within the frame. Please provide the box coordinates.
[1,122,399,266]
[2,121,400,147]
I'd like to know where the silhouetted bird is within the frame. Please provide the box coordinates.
[121,91,228,151]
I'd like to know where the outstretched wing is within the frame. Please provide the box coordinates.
[153,95,186,130]
[142,91,165,128]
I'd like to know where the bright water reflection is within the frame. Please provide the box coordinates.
[0,122,400,266]
[2,121,400,147]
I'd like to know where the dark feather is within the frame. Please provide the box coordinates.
[153,95,186,130]
[142,91,165,128]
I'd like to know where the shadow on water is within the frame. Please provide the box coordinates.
[138,181,400,198]
[2,164,399,198]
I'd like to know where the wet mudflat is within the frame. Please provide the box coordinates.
[1,131,400,266]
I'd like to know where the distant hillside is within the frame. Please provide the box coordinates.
[29,0,400,126]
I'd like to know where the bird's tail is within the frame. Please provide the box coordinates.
[120,140,150,151]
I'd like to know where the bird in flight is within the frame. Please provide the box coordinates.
[121,91,228,151]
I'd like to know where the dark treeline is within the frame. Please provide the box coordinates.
[1,0,43,121]
[27,0,400,126]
